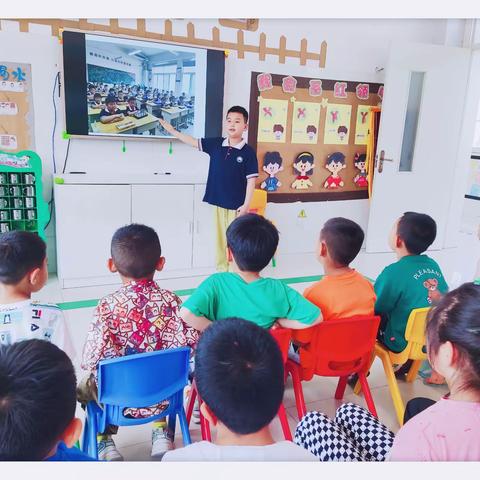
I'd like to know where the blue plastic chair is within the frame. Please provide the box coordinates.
[81,347,192,459]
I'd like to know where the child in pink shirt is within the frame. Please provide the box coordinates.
[294,282,480,461]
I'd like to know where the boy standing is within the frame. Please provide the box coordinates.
[304,218,375,321]
[160,106,259,272]
[0,339,92,461]
[162,318,316,461]
[0,231,74,357]
[79,224,198,461]
[375,212,448,353]
[180,214,322,332]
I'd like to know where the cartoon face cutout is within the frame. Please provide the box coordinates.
[273,124,284,140]
[326,159,346,175]
[263,162,282,175]
[337,125,348,141]
[306,125,317,141]
[295,159,313,175]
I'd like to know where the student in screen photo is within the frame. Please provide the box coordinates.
[90,93,103,107]
[124,97,139,116]
[99,96,124,124]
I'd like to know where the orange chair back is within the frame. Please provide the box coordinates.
[299,316,380,380]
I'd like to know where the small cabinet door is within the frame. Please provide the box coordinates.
[131,184,194,271]
[55,184,131,280]
[192,184,216,268]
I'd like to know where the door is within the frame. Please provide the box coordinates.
[131,184,194,271]
[192,184,216,268]
[55,184,131,280]
[366,42,472,252]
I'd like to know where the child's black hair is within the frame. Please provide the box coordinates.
[111,224,161,279]
[294,152,314,175]
[321,217,365,267]
[93,93,102,100]
[326,151,346,166]
[427,282,480,393]
[354,153,366,165]
[105,95,117,105]
[226,214,279,272]
[195,318,284,435]
[0,231,46,285]
[227,106,248,123]
[127,96,136,103]
[0,339,77,460]
[263,151,283,167]
[397,212,436,255]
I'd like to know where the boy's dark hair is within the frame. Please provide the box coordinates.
[263,151,283,167]
[127,96,136,103]
[427,283,480,393]
[111,224,161,279]
[0,339,77,460]
[226,214,279,272]
[397,212,436,255]
[105,95,117,105]
[326,151,346,165]
[227,106,248,123]
[354,153,366,165]
[195,318,284,435]
[294,152,314,175]
[93,93,102,100]
[321,217,364,267]
[0,231,46,285]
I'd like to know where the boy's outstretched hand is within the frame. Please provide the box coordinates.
[159,118,175,134]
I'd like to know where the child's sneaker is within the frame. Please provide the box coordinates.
[97,436,123,461]
[151,423,174,458]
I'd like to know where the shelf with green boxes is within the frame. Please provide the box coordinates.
[0,150,49,240]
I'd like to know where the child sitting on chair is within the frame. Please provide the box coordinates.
[304,217,375,321]
[0,231,74,357]
[0,339,92,461]
[375,212,448,384]
[180,214,322,332]
[78,224,198,461]
[162,318,316,461]
[295,282,480,461]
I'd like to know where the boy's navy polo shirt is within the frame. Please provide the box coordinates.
[199,137,259,210]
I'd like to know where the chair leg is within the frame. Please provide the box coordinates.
[354,350,376,395]
[406,359,422,383]
[286,360,307,420]
[335,376,348,400]
[85,405,99,460]
[277,403,292,441]
[358,372,378,417]
[378,350,405,426]
[185,383,197,426]
[200,410,212,442]
[178,407,192,446]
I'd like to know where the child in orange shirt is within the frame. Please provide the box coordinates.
[304,217,375,320]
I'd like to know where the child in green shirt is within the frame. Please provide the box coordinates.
[180,214,322,332]
[375,212,448,354]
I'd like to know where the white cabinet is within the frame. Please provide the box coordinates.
[131,185,194,272]
[192,184,216,268]
[55,184,131,281]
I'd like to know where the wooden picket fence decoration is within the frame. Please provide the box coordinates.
[3,18,327,68]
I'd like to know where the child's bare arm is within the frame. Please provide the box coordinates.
[159,118,198,148]
[277,314,323,330]
[237,177,257,216]
[180,306,212,332]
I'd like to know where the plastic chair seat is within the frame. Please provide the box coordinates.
[82,347,192,459]
[353,307,430,426]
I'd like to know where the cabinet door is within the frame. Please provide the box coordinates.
[55,184,131,280]
[131,185,194,271]
[192,184,216,268]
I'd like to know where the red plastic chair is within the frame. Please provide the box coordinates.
[286,316,380,420]
[186,327,293,441]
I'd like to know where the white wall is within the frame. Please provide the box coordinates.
[0,18,457,263]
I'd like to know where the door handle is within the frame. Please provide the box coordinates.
[377,149,394,173]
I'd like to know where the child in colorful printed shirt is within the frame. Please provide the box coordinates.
[79,224,198,461]
[375,212,448,356]
[0,231,74,358]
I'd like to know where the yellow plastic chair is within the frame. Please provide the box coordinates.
[248,189,275,266]
[354,307,430,426]
[248,189,267,217]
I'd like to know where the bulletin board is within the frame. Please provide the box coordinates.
[0,62,34,153]
[248,72,383,203]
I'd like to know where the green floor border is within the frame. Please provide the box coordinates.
[57,274,374,311]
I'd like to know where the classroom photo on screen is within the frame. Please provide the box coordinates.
[85,34,202,138]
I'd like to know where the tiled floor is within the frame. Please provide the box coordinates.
[39,228,478,460]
